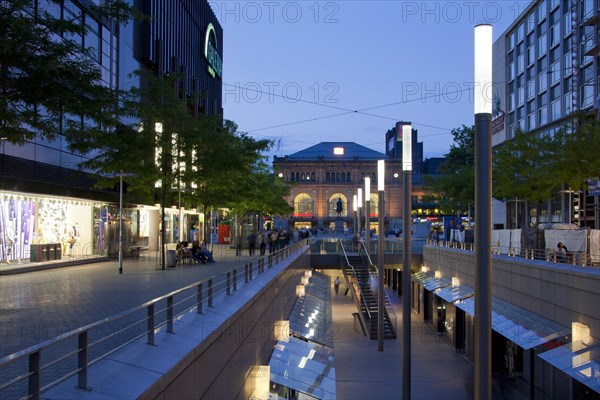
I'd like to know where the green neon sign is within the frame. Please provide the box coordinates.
[204,23,222,78]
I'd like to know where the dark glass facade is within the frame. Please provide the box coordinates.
[135,0,223,116]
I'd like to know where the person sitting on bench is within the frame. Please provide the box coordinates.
[190,241,208,264]
[200,240,215,263]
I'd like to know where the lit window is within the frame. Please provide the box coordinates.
[333,147,344,155]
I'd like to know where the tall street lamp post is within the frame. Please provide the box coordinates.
[401,123,412,399]
[353,194,358,240]
[377,160,385,352]
[365,177,371,253]
[357,188,363,239]
[474,23,493,400]
[104,171,136,274]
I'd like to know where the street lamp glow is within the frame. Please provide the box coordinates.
[377,160,385,191]
[402,124,412,171]
[155,122,163,133]
[353,195,357,212]
[474,24,493,114]
[357,188,363,208]
[365,177,371,201]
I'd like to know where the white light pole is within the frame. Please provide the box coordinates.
[365,177,371,253]
[377,160,385,352]
[104,171,136,274]
[401,123,413,399]
[474,23,493,400]
[357,188,363,239]
[353,194,358,240]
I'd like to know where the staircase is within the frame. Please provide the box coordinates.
[345,255,396,339]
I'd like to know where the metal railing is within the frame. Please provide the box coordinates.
[0,241,308,400]
[337,241,371,335]
[356,241,398,335]
[309,237,426,255]
[425,239,600,268]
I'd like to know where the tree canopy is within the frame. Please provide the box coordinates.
[0,0,134,144]
[493,115,600,203]
[428,125,475,214]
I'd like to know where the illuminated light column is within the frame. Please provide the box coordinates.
[357,188,363,239]
[377,160,385,352]
[365,177,371,253]
[474,23,493,400]
[401,123,412,399]
[353,194,358,239]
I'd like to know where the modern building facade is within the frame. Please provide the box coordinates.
[492,0,600,229]
[0,0,223,265]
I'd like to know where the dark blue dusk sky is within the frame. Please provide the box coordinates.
[213,1,530,159]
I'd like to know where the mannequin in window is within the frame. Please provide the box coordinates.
[68,222,80,255]
[3,224,15,264]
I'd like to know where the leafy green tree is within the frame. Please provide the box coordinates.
[555,116,600,191]
[0,0,133,143]
[493,128,559,233]
[428,125,475,214]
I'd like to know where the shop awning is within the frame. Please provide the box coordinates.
[269,336,336,400]
[434,284,474,303]
[538,340,600,394]
[422,276,452,291]
[455,297,570,350]
[412,271,432,284]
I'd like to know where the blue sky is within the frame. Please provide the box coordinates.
[213,1,530,159]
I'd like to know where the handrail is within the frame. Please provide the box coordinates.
[337,240,372,326]
[357,241,398,335]
[0,240,308,399]
[425,239,600,268]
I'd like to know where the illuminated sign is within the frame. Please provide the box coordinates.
[204,23,222,78]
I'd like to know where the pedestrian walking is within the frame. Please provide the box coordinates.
[334,276,340,295]
[247,232,256,256]
[259,232,267,256]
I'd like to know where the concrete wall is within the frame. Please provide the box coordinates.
[141,253,308,400]
[423,245,600,340]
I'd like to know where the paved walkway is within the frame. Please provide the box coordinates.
[0,244,266,358]
[323,270,527,400]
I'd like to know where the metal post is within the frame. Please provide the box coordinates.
[402,169,412,399]
[227,271,231,295]
[197,283,203,314]
[77,331,89,390]
[474,113,492,397]
[474,24,493,400]
[167,295,174,333]
[147,304,155,345]
[233,269,238,291]
[365,200,370,253]
[28,352,40,400]
[119,172,123,274]
[208,279,213,308]
[377,190,385,352]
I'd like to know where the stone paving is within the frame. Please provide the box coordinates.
[0,245,265,358]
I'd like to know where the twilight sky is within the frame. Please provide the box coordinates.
[214,0,529,160]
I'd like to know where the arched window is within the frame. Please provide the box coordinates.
[301,172,305,181]
[295,172,300,181]
[311,172,315,181]
[326,172,330,182]
[294,193,313,216]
